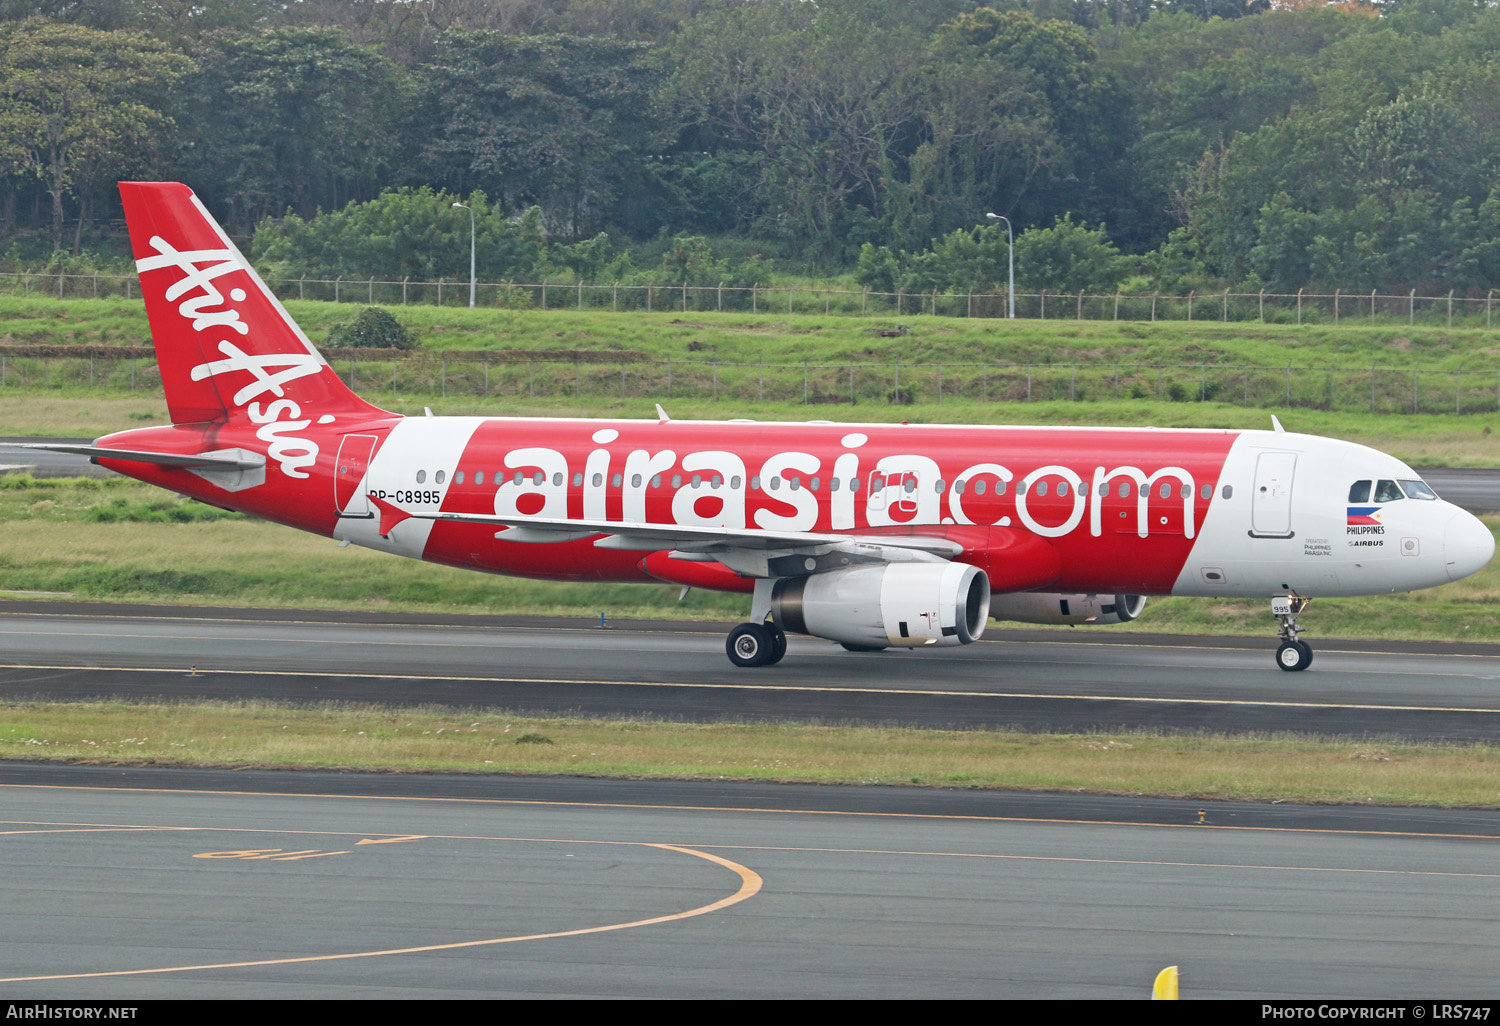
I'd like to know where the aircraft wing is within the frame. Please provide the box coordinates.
[375,497,963,578]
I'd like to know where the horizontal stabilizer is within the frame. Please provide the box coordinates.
[21,443,266,470]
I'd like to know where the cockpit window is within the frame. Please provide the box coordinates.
[1348,480,1371,503]
[1373,479,1404,503]
[1399,479,1439,500]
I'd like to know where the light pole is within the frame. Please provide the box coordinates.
[986,212,1014,319]
[452,202,475,309]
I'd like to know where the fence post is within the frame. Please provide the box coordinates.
[1448,290,1455,328]
[542,278,548,310]
[752,283,758,314]
[1370,289,1376,325]
[437,277,443,306]
[1490,290,1495,329]
[1223,288,1229,322]
[683,280,688,313]
[1114,292,1120,321]
[1334,288,1340,325]
[1410,289,1415,326]
[1150,292,1157,322]
[57,271,63,298]
[646,283,651,313]
[1297,289,1303,325]
[335,275,342,303]
[614,281,619,312]
[579,279,584,311]
[862,288,868,316]
[92,272,97,298]
[1259,288,1264,323]
[403,276,409,305]
[1041,289,1047,319]
[968,291,973,318]
[897,288,903,316]
[1187,289,1194,321]
[368,276,374,304]
[718,281,724,313]
[1076,290,1083,320]
[299,275,305,301]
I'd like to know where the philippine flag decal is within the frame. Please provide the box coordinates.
[1347,506,1383,525]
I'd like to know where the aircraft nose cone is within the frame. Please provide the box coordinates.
[1444,510,1495,582]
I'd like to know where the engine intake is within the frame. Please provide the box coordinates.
[990,592,1146,626]
[772,563,990,648]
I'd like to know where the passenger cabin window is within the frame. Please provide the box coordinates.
[1349,480,1371,503]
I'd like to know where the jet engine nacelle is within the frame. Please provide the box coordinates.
[771,563,991,648]
[990,592,1146,626]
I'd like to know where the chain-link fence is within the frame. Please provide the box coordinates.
[3,350,1497,413]
[6,270,1500,328]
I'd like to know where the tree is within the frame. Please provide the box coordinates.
[1014,214,1128,292]
[0,18,189,251]
[662,1,926,258]
[252,186,547,283]
[176,26,410,229]
[418,30,658,238]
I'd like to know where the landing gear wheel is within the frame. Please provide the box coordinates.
[1276,641,1311,672]
[1271,593,1313,672]
[839,642,886,653]
[727,622,782,668]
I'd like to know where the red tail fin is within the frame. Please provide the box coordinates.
[119,181,385,426]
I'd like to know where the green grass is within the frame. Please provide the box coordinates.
[4,699,1500,807]
[5,294,1500,367]
[1,475,1496,640]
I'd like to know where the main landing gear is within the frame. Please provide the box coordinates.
[1272,593,1313,672]
[726,621,787,668]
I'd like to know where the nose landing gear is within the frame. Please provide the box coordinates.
[1272,593,1313,671]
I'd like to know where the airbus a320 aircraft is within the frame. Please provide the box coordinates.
[31,183,1495,670]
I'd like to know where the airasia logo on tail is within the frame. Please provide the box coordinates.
[137,235,322,479]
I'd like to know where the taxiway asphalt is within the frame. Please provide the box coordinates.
[3,763,1500,999]
[2,603,1499,741]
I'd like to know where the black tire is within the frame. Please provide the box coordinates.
[727,622,772,667]
[1275,641,1310,672]
[769,627,787,665]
